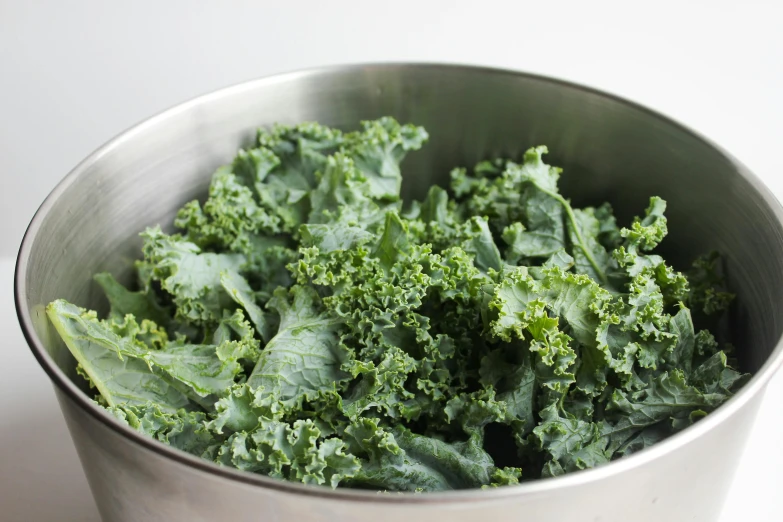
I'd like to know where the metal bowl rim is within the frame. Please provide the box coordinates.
[15,61,783,504]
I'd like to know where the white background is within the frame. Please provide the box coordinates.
[1,1,781,521]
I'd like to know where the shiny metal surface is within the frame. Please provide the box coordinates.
[16,63,783,522]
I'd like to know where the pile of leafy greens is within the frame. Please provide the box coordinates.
[47,117,746,491]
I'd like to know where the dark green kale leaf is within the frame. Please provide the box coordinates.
[48,120,746,491]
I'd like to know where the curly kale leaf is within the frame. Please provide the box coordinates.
[215,418,360,488]
[246,285,351,406]
[140,227,245,326]
[175,167,282,249]
[46,300,197,411]
[687,251,735,315]
[220,269,276,343]
[47,118,747,491]
[109,403,214,456]
[93,271,170,327]
[343,418,506,491]
[341,117,428,201]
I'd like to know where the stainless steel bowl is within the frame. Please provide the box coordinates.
[15,63,783,522]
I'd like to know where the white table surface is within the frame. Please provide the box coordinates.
[2,2,782,521]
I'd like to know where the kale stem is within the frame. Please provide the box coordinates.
[536,185,608,285]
